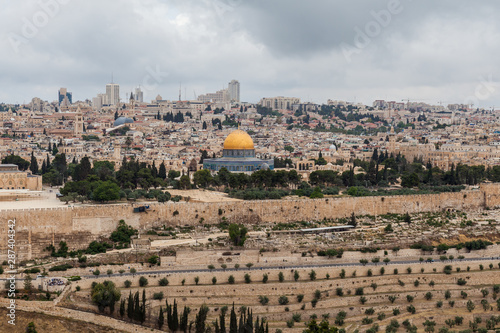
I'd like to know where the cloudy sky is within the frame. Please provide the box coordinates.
[2,0,500,107]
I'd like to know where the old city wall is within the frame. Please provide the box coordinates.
[2,184,500,261]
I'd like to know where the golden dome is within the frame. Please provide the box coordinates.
[223,129,255,150]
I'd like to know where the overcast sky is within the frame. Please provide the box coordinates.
[2,0,500,108]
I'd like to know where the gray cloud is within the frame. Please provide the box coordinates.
[1,0,500,107]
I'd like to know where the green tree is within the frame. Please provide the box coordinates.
[26,322,37,333]
[30,152,39,174]
[158,306,164,329]
[303,319,338,333]
[91,280,121,314]
[179,175,191,189]
[193,169,213,188]
[228,223,248,246]
[2,154,30,171]
[92,181,121,202]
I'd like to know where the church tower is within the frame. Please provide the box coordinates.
[129,92,135,109]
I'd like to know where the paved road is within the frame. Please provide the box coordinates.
[3,256,499,281]
[83,255,500,279]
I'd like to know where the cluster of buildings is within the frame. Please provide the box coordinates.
[3,84,500,192]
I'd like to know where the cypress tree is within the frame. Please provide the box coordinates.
[172,299,179,331]
[219,306,227,333]
[214,319,220,333]
[127,291,134,320]
[180,306,190,332]
[195,305,209,333]
[152,161,158,178]
[133,291,140,322]
[166,300,172,330]
[41,160,46,174]
[141,289,146,324]
[229,304,237,333]
[158,307,164,329]
[159,162,166,179]
[238,313,244,333]
[30,152,38,174]
[119,299,125,317]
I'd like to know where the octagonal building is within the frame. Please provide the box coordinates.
[203,129,274,173]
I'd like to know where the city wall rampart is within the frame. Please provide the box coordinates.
[2,183,500,260]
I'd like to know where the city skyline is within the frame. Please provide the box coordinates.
[2,1,500,107]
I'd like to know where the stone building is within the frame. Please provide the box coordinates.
[0,164,42,191]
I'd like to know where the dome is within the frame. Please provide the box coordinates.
[223,129,254,150]
[114,117,134,127]
[329,144,337,151]
[261,163,270,170]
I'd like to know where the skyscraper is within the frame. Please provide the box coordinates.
[58,88,72,106]
[134,87,144,103]
[228,80,240,103]
[106,83,120,106]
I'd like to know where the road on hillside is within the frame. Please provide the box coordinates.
[3,256,498,281]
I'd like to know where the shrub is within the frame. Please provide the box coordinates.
[262,274,268,284]
[139,276,148,287]
[278,272,284,282]
[244,274,251,284]
[309,270,316,281]
[278,295,289,305]
[311,298,318,308]
[457,278,467,285]
[124,280,131,288]
[388,295,397,303]
[258,295,269,305]
[367,269,373,277]
[153,292,164,300]
[362,317,374,325]
[407,305,416,314]
[130,268,136,274]
[212,277,217,285]
[159,277,169,286]
[314,290,321,300]
[336,288,344,297]
[228,275,235,284]
[393,308,400,316]
[365,308,375,315]
[292,313,301,322]
[360,296,367,304]
[406,295,414,303]
[355,287,364,295]
[93,269,100,276]
[466,300,475,312]
[297,294,304,302]
[414,280,420,287]
[424,292,433,300]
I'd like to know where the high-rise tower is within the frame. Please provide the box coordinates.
[228,80,240,103]
[106,83,120,106]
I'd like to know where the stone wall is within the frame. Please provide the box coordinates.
[1,184,500,261]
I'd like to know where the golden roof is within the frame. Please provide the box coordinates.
[223,129,255,150]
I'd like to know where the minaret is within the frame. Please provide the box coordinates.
[73,106,83,137]
[113,141,121,160]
